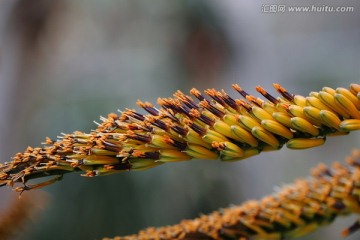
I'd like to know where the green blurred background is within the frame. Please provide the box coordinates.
[0,0,359,239]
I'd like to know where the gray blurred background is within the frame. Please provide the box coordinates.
[0,0,359,239]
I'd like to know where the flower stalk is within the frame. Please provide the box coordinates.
[0,83,360,191]
[104,150,360,240]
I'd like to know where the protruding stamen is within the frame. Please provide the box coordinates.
[189,109,215,126]
[158,98,191,117]
[174,90,198,109]
[273,83,294,101]
[137,100,159,116]
[221,90,239,110]
[123,109,145,121]
[256,85,279,104]
[190,88,206,101]
[126,131,151,143]
[236,99,251,112]
[159,109,180,123]
[102,141,122,152]
[205,89,227,107]
[232,84,250,99]
[183,118,207,136]
[146,116,169,130]
[163,135,187,150]
[157,98,179,112]
[171,125,188,136]
[245,95,262,107]
[199,100,225,118]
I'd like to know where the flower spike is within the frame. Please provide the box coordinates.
[1,83,360,190]
[104,150,360,240]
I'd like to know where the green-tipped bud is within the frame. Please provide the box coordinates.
[233,148,260,161]
[288,105,307,119]
[90,148,118,156]
[320,110,342,131]
[290,117,319,136]
[203,129,228,144]
[293,95,307,107]
[272,112,292,127]
[82,156,120,165]
[239,115,261,130]
[213,141,245,161]
[252,106,274,121]
[230,125,259,147]
[334,93,360,119]
[251,126,280,148]
[303,106,323,126]
[213,120,235,140]
[185,144,218,160]
[261,120,294,139]
[340,119,360,132]
[306,96,332,111]
[318,91,350,118]
[350,83,360,95]
[185,129,210,148]
[262,102,277,115]
[286,138,325,149]
[322,86,336,95]
[158,150,192,162]
[336,87,360,110]
[223,114,238,126]
[149,135,178,150]
[129,159,161,170]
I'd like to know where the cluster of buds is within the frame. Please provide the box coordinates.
[0,83,360,191]
[104,150,360,240]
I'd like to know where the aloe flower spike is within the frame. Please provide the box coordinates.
[0,83,359,191]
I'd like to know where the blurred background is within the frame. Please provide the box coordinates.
[0,0,359,239]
